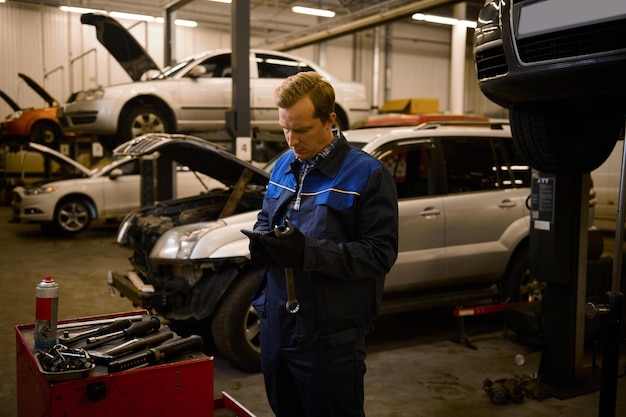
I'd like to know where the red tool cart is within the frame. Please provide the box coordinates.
[15,310,256,417]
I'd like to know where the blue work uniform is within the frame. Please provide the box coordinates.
[252,132,399,417]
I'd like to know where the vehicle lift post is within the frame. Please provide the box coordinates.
[530,171,590,387]
[531,164,623,416]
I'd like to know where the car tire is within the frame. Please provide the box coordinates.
[54,197,93,234]
[211,268,262,373]
[509,100,622,175]
[120,103,171,140]
[31,121,62,150]
[500,247,545,303]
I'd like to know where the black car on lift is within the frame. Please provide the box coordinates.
[473,0,626,174]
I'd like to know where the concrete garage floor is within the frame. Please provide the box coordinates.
[0,205,625,417]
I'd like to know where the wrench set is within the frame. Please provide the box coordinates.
[35,313,204,378]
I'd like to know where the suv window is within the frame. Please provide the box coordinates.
[441,137,531,194]
[376,142,433,200]
[372,141,435,199]
[256,53,315,79]
[500,139,532,189]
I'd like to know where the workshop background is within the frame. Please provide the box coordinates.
[0,0,503,123]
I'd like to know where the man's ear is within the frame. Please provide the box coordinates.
[328,112,337,129]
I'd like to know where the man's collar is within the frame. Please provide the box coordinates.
[312,132,351,178]
[297,130,340,166]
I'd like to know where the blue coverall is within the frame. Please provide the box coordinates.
[252,132,399,417]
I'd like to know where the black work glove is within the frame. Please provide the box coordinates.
[258,218,305,268]
[241,229,273,265]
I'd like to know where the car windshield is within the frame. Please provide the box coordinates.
[156,55,205,79]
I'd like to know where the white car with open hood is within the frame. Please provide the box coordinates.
[56,13,370,149]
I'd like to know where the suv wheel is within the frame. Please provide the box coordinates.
[54,197,93,234]
[211,269,262,373]
[510,100,622,174]
[500,247,545,303]
[121,103,171,140]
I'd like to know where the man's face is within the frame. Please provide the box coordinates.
[278,95,336,160]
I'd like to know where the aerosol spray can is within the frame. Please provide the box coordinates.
[35,276,59,348]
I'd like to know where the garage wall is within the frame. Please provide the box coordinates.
[0,1,503,121]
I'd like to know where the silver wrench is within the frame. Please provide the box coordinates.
[274,219,301,314]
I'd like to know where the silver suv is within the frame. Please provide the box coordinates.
[110,122,533,372]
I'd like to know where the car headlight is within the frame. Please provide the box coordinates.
[75,88,105,101]
[151,221,226,260]
[23,185,58,195]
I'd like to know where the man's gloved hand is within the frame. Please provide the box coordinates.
[258,218,305,268]
[241,229,272,265]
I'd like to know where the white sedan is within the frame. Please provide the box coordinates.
[10,141,220,234]
[57,14,370,149]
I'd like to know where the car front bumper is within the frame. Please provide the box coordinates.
[57,99,120,135]
[474,0,626,108]
[11,192,55,223]
[107,270,154,310]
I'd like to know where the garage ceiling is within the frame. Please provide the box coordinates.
[22,0,481,48]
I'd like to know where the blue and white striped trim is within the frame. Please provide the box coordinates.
[268,180,296,193]
[301,188,361,197]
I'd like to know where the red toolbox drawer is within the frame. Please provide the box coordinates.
[16,310,217,417]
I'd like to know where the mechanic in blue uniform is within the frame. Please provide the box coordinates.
[243,71,399,417]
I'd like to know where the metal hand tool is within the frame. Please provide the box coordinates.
[107,335,204,373]
[84,316,161,349]
[274,219,300,314]
[59,319,133,345]
[56,315,143,331]
[89,330,174,364]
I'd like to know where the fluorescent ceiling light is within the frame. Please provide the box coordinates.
[292,6,335,18]
[109,11,156,22]
[155,17,198,27]
[209,0,232,3]
[60,6,106,14]
[173,19,198,27]
[60,6,197,27]
[412,13,477,29]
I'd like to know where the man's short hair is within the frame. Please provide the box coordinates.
[274,71,335,123]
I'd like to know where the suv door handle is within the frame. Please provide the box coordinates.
[419,207,441,217]
[498,199,517,208]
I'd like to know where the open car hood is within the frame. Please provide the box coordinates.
[20,142,92,178]
[114,133,270,188]
[17,73,58,107]
[80,13,161,82]
[0,90,21,112]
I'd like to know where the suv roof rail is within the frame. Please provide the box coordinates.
[416,120,510,130]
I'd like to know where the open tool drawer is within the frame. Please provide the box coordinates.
[15,310,256,417]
